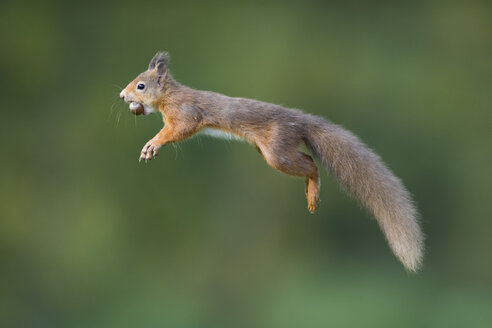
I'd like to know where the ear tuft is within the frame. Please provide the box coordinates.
[148,51,170,71]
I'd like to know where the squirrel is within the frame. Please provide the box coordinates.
[120,52,424,272]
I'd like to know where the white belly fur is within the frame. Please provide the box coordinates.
[199,128,245,142]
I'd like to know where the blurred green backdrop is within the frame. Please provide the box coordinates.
[1,0,491,327]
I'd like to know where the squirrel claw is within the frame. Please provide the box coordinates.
[139,140,161,162]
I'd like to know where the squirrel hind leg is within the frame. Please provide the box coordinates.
[258,144,320,212]
[305,174,321,213]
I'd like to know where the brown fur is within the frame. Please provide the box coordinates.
[120,52,424,271]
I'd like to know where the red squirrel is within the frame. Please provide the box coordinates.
[120,52,424,271]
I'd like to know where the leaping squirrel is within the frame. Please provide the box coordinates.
[120,52,424,271]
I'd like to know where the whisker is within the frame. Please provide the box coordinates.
[108,101,118,121]
[116,110,122,127]
[111,84,124,91]
[176,142,184,160]
[172,143,178,160]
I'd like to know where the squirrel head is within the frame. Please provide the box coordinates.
[120,52,171,115]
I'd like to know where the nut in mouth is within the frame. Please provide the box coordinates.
[129,101,144,115]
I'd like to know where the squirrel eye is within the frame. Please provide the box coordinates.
[137,83,145,90]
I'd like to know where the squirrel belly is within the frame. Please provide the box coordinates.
[198,128,246,142]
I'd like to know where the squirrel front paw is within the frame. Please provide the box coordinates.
[139,139,162,162]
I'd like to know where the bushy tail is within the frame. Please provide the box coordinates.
[304,117,424,272]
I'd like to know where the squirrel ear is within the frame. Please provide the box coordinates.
[148,51,169,71]
[156,61,167,77]
[156,61,167,87]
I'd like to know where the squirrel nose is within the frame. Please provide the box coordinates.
[119,91,125,100]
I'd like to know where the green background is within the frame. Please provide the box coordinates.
[1,0,491,327]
